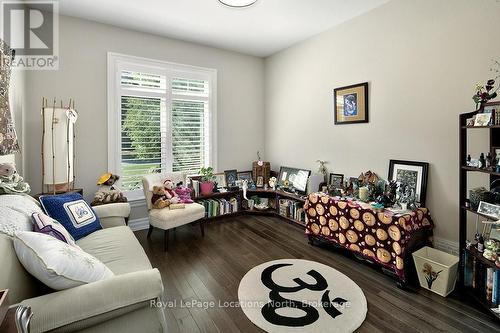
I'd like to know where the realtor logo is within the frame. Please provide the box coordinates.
[0,1,59,69]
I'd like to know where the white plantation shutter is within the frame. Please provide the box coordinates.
[171,77,210,173]
[108,54,216,195]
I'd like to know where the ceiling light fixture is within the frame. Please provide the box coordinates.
[218,0,258,8]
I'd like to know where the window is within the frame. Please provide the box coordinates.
[108,53,217,199]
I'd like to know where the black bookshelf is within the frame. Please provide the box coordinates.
[459,104,500,320]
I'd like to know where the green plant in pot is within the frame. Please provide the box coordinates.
[199,167,215,196]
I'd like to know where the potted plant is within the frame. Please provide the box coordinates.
[199,167,215,195]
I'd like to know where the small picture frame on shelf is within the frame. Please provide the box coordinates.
[484,101,500,126]
[329,173,344,189]
[477,201,500,220]
[474,113,492,127]
[224,169,238,188]
[213,173,226,189]
[256,176,264,187]
[237,171,254,186]
[466,117,475,127]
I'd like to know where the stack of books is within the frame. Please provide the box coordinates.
[197,197,239,218]
[278,199,306,224]
[464,250,500,307]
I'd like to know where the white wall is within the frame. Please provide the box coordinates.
[264,0,500,243]
[24,15,265,219]
[9,68,26,174]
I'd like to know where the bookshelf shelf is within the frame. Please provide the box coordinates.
[462,125,500,129]
[465,288,500,321]
[466,247,498,270]
[194,188,307,228]
[461,166,500,177]
[461,206,497,220]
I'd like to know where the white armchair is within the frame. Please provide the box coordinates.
[142,173,205,251]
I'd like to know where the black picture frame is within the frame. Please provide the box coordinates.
[334,82,369,125]
[329,173,344,189]
[388,160,429,207]
[224,169,238,187]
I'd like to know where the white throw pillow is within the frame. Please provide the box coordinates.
[0,194,42,236]
[0,207,33,236]
[14,231,114,290]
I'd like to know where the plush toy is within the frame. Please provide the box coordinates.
[151,186,171,209]
[0,163,30,194]
[163,179,180,204]
[91,173,128,206]
[174,182,194,204]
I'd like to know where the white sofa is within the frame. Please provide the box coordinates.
[0,194,167,332]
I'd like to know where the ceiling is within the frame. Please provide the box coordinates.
[58,0,389,57]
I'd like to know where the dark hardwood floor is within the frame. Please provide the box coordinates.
[135,215,500,333]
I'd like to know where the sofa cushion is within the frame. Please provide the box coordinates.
[40,193,102,240]
[14,231,114,290]
[149,203,205,230]
[77,226,152,275]
[0,194,42,236]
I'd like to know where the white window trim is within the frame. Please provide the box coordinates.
[107,52,218,201]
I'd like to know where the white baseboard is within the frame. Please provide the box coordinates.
[433,237,459,256]
[129,217,150,231]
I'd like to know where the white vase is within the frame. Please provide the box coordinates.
[401,202,408,210]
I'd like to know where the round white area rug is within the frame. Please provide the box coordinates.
[238,259,367,333]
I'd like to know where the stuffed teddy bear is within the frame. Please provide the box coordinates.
[174,181,193,204]
[163,179,180,204]
[151,185,171,209]
[0,163,30,194]
[91,173,128,206]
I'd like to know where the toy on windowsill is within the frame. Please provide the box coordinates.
[91,173,127,206]
[0,162,30,194]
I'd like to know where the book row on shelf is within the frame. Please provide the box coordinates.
[464,250,500,312]
[198,197,239,218]
[279,199,307,224]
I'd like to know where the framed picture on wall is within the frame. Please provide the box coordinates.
[334,82,369,125]
[388,160,429,207]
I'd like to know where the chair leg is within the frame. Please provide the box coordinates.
[200,221,205,238]
[164,229,169,252]
[147,226,154,239]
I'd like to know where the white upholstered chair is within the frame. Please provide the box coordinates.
[142,172,205,251]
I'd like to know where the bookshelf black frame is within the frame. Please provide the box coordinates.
[459,103,500,320]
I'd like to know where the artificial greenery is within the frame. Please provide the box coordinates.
[199,167,215,182]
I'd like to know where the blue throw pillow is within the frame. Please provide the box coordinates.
[39,193,102,240]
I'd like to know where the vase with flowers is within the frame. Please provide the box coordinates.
[473,60,500,110]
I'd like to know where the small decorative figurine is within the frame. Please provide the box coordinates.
[480,153,486,169]
[269,176,277,190]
